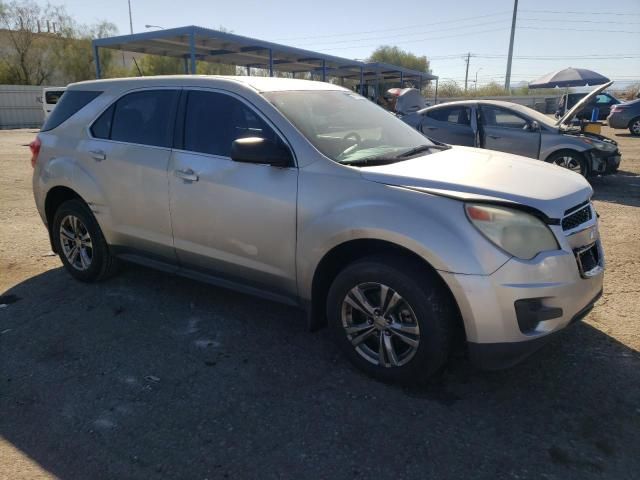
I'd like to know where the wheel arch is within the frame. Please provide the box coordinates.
[544,148,589,175]
[44,186,87,253]
[307,238,465,343]
[628,115,640,131]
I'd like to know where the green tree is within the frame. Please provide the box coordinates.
[368,45,430,73]
[52,21,118,83]
[0,0,64,84]
[0,0,117,84]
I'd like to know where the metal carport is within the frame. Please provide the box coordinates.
[92,25,438,101]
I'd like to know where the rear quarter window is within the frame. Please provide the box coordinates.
[41,90,102,131]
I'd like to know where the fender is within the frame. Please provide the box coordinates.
[37,153,117,244]
[295,175,511,301]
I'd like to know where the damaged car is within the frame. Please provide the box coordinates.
[402,81,621,177]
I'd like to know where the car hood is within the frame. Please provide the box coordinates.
[360,146,592,220]
[557,81,613,126]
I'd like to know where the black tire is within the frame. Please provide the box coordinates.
[326,254,455,385]
[52,199,118,282]
[546,150,588,177]
[629,117,640,136]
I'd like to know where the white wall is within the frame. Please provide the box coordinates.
[0,85,51,129]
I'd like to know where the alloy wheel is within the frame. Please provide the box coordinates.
[59,215,93,271]
[552,155,582,173]
[631,119,640,135]
[340,282,420,367]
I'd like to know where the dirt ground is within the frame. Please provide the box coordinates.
[1,126,639,480]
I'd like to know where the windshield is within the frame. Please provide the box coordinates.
[507,103,558,129]
[264,90,435,164]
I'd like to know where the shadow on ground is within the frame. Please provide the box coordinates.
[591,170,640,207]
[1,265,639,479]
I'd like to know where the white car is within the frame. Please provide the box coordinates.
[42,87,66,119]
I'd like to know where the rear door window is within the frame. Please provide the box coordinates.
[182,90,280,157]
[41,90,102,131]
[427,106,471,125]
[480,106,528,129]
[108,90,180,147]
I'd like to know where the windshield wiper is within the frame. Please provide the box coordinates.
[339,156,401,166]
[395,143,451,159]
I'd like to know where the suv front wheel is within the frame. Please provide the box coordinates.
[326,255,455,384]
[52,199,118,282]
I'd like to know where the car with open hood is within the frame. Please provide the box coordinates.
[402,81,621,177]
[32,76,603,384]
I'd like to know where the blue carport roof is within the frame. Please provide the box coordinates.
[92,25,437,82]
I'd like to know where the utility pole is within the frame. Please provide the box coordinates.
[128,0,133,34]
[504,0,518,93]
[464,52,471,92]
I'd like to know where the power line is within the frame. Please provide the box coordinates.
[314,28,510,52]
[519,26,640,34]
[519,17,640,25]
[521,9,640,16]
[293,20,509,48]
[271,11,511,41]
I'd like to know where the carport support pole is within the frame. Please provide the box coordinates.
[400,71,403,88]
[183,57,189,74]
[434,78,439,104]
[269,49,274,77]
[322,60,326,82]
[189,32,196,74]
[93,43,101,79]
[359,67,364,95]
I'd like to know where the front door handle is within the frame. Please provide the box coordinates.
[425,126,438,131]
[175,168,199,182]
[89,149,106,161]
[488,135,501,139]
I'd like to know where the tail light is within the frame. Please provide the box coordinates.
[29,136,41,168]
[610,105,625,113]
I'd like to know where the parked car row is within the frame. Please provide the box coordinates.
[400,82,622,177]
[32,76,605,384]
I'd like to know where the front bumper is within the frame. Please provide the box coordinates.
[467,289,602,369]
[587,148,621,175]
[439,216,604,370]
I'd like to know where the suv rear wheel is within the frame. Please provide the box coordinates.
[52,199,118,282]
[326,255,454,384]
[629,117,640,136]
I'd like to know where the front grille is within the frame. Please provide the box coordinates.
[562,204,592,231]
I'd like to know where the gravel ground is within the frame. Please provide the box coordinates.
[1,126,639,480]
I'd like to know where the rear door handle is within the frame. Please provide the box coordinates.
[488,135,501,139]
[175,168,199,182]
[89,149,106,161]
[425,127,438,130]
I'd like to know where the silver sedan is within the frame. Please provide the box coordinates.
[401,96,621,177]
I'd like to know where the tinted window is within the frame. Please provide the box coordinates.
[110,90,179,147]
[481,106,528,129]
[41,90,102,131]
[183,90,280,157]
[596,94,615,105]
[45,90,65,104]
[427,106,471,125]
[91,104,115,139]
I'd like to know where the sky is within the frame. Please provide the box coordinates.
[34,0,640,88]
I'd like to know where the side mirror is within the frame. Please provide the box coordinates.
[230,137,292,168]
[527,120,540,132]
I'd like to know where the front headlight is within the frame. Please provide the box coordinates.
[583,138,616,152]
[465,203,559,260]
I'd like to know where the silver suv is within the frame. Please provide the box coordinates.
[32,76,604,383]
